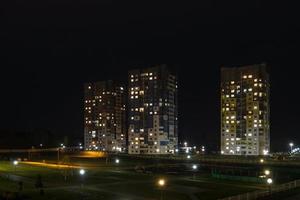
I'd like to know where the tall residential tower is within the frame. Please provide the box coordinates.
[84,81,126,152]
[221,64,270,156]
[128,65,178,154]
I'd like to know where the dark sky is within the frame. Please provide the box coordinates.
[1,1,299,151]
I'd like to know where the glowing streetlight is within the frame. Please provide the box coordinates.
[264,170,270,176]
[158,179,165,187]
[115,159,120,164]
[192,165,198,170]
[290,142,294,153]
[267,178,273,184]
[13,160,18,172]
[79,169,85,176]
[260,159,264,163]
[187,155,191,159]
[157,179,166,200]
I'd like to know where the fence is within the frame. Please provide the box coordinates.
[220,179,300,200]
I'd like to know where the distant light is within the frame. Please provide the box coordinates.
[184,142,187,147]
[263,150,269,155]
[79,169,85,175]
[260,159,264,163]
[115,159,120,164]
[40,144,43,147]
[192,165,198,170]
[175,149,179,153]
[79,143,82,146]
[267,178,273,184]
[187,155,191,159]
[289,143,294,147]
[60,143,64,147]
[193,146,197,149]
[13,160,18,165]
[221,151,224,155]
[158,179,165,187]
[264,170,270,176]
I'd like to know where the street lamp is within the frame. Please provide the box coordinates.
[187,155,191,159]
[192,164,198,179]
[289,142,294,153]
[264,170,271,176]
[267,178,273,195]
[157,179,166,200]
[13,160,18,172]
[79,169,85,175]
[115,159,120,164]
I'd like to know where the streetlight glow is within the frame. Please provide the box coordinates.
[158,179,165,187]
[187,155,191,159]
[79,169,85,175]
[13,160,18,165]
[260,159,264,163]
[264,170,270,176]
[115,159,120,164]
[192,164,198,170]
[267,178,273,184]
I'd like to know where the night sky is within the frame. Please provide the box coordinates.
[1,1,299,151]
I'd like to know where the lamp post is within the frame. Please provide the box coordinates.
[79,169,85,188]
[267,178,273,195]
[158,179,165,200]
[13,160,18,172]
[192,164,198,179]
[289,143,294,153]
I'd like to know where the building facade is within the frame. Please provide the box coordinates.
[128,65,178,154]
[220,64,270,156]
[84,81,126,152]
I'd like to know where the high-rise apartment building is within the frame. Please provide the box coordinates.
[220,64,270,156]
[84,81,126,152]
[128,65,178,154]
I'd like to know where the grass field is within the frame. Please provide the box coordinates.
[0,157,269,200]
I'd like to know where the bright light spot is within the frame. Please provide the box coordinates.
[79,169,85,175]
[260,159,264,163]
[289,143,294,147]
[13,161,18,165]
[267,178,273,184]
[158,179,165,187]
[264,170,270,176]
[187,155,191,159]
[115,159,120,164]
[192,165,198,170]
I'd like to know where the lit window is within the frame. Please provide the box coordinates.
[248,75,252,78]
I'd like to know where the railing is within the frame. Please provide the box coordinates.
[220,179,300,200]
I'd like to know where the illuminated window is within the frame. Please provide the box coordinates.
[248,75,252,78]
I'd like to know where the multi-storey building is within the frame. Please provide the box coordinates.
[220,64,270,156]
[84,81,126,152]
[128,65,178,154]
